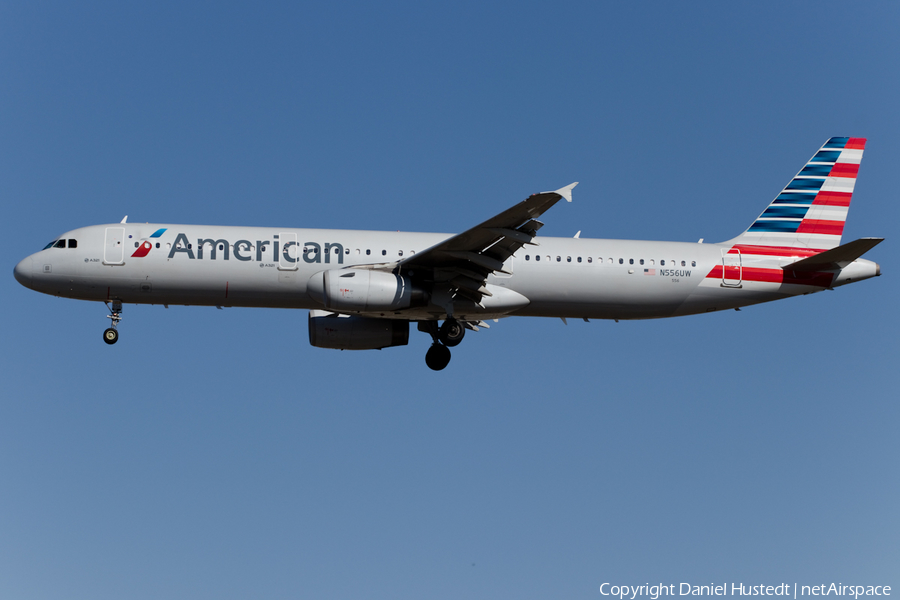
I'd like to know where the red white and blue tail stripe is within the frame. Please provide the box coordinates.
[730,137,865,251]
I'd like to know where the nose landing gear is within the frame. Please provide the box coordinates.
[103,300,123,345]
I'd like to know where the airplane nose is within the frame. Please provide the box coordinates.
[13,256,33,288]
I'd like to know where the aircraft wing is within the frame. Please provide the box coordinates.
[394,182,577,304]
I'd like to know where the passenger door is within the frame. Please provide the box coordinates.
[103,227,125,265]
[721,247,742,287]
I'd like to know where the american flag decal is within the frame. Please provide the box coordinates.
[644,268,656,276]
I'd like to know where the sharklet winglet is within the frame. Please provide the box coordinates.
[542,182,578,203]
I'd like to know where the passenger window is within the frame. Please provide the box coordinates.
[133,242,139,248]
[535,255,541,262]
[692,261,696,267]
[567,256,572,262]
[661,260,665,266]
[588,257,593,263]
[639,259,644,265]
[619,258,624,264]
[398,250,403,257]
[681,260,686,267]
[577,257,582,263]
[525,255,530,261]
[629,259,634,265]
[556,256,561,262]
[155,243,160,248]
[68,239,77,248]
[382,250,387,256]
[219,244,224,251]
[649,259,654,265]
[366,249,371,255]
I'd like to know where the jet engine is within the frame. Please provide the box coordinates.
[308,310,409,350]
[307,269,425,312]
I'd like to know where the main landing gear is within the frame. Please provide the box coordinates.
[103,300,122,345]
[420,318,466,371]
[439,318,465,347]
[425,343,451,371]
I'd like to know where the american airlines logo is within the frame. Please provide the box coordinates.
[164,232,345,264]
[130,228,167,257]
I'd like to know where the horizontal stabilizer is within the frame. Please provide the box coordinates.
[783,237,883,271]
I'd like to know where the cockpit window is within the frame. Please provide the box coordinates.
[43,240,57,250]
[68,239,77,248]
[54,240,66,248]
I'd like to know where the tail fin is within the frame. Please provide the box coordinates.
[727,137,866,250]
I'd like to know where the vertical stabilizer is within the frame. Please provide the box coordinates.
[727,137,866,250]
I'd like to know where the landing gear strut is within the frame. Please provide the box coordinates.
[103,300,122,345]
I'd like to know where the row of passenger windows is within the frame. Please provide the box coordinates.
[295,247,417,256]
[338,248,417,256]
[524,255,697,267]
[44,239,77,249]
[164,242,692,266]
[44,237,696,270]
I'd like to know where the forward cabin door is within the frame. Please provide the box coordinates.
[721,247,742,287]
[279,232,299,270]
[103,227,125,265]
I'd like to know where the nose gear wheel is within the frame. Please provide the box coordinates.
[103,300,123,345]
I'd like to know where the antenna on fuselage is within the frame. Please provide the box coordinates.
[120,216,128,223]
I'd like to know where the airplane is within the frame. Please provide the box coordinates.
[13,137,882,370]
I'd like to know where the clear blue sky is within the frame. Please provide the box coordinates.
[2,2,898,599]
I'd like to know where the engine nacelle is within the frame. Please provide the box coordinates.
[307,269,424,312]
[308,310,409,350]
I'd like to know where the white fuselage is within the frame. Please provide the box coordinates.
[13,223,880,321]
